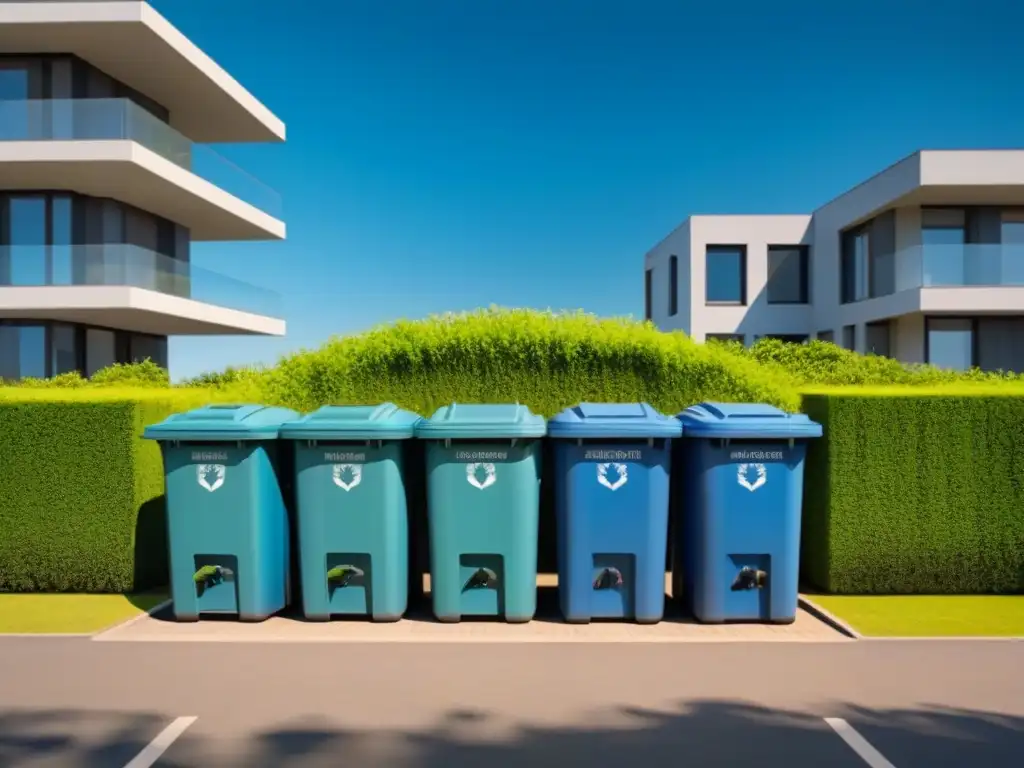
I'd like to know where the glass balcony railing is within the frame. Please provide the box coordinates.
[896,244,1024,290]
[0,244,282,319]
[0,98,282,219]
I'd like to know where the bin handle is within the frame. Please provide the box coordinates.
[731,566,767,591]
[463,567,498,591]
[327,565,365,588]
[593,567,624,590]
[193,564,233,596]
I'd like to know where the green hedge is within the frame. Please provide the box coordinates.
[801,388,1024,594]
[0,389,219,592]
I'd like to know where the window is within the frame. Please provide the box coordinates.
[926,318,974,371]
[3,195,47,286]
[817,330,834,343]
[705,245,746,304]
[128,333,168,369]
[51,324,80,376]
[668,255,678,316]
[0,324,46,380]
[865,321,892,357]
[644,268,652,321]
[766,245,809,304]
[842,325,856,350]
[85,327,117,377]
[705,334,744,345]
[756,334,809,345]
[977,317,1024,373]
[1000,210,1024,286]
[841,228,871,303]
[922,208,966,286]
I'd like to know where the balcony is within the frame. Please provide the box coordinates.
[0,99,283,240]
[896,244,1024,289]
[0,244,284,335]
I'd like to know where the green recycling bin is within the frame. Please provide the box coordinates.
[143,404,299,622]
[415,403,547,623]
[279,403,422,622]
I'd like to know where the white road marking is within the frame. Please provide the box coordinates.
[122,716,197,768]
[824,717,897,768]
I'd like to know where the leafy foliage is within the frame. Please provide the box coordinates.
[801,390,1024,594]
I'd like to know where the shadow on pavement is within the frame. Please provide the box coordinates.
[2,700,1022,767]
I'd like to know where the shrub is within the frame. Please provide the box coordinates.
[801,387,1024,594]
[259,308,802,414]
[746,338,1019,387]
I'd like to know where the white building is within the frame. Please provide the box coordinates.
[0,0,286,380]
[645,150,1024,372]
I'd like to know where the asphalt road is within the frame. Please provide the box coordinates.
[1,636,1022,767]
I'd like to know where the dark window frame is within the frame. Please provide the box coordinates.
[705,244,747,305]
[766,244,810,304]
[865,319,893,357]
[705,333,744,344]
[842,324,856,350]
[817,330,834,343]
[668,255,678,316]
[755,333,810,345]
[644,268,652,321]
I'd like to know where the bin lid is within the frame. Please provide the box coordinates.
[143,404,300,442]
[278,403,421,441]
[677,402,822,440]
[547,402,682,439]
[414,403,546,440]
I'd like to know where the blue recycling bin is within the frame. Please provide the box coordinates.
[279,404,421,622]
[674,402,822,624]
[144,404,299,622]
[415,403,546,623]
[548,403,682,624]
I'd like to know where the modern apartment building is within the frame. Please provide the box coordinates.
[645,150,1024,372]
[0,0,285,380]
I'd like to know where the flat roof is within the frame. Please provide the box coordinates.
[0,1,284,143]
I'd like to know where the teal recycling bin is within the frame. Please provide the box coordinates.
[144,404,299,622]
[279,403,421,622]
[415,403,546,623]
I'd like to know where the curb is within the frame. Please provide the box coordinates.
[0,632,92,639]
[798,596,862,639]
[91,598,172,640]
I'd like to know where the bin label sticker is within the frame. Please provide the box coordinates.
[331,464,362,492]
[192,451,228,462]
[585,449,642,461]
[596,462,628,491]
[737,463,767,492]
[466,462,497,490]
[197,464,225,492]
[456,450,508,461]
[325,451,366,463]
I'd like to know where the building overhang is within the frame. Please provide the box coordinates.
[816,150,1024,230]
[0,285,286,335]
[844,286,1024,325]
[0,1,284,143]
[0,140,285,241]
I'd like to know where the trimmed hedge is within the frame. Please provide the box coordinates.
[0,388,223,592]
[801,388,1024,594]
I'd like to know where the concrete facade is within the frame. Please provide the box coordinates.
[646,150,1024,371]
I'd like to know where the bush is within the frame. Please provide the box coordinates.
[0,388,224,592]
[801,387,1024,594]
[259,308,802,414]
[746,338,1019,387]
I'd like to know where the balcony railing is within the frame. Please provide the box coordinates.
[895,244,1024,290]
[0,98,282,219]
[0,244,282,319]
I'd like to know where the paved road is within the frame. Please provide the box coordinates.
[1,636,1022,767]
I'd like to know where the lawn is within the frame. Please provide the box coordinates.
[809,595,1024,637]
[0,591,169,634]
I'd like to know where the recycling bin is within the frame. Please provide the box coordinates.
[673,402,822,624]
[414,403,546,623]
[279,403,421,622]
[547,403,682,624]
[144,404,299,622]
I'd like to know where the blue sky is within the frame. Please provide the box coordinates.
[162,0,1024,380]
